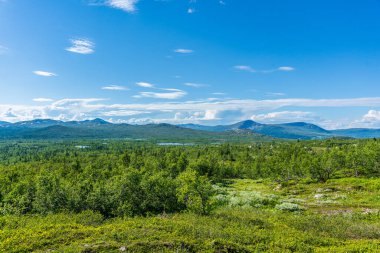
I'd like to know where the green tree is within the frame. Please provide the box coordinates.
[176,169,215,215]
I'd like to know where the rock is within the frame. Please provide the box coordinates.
[119,246,127,252]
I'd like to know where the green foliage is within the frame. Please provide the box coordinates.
[1,139,380,216]
[275,202,303,212]
[176,169,215,215]
[1,139,380,251]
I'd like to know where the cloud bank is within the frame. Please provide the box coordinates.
[1,97,380,129]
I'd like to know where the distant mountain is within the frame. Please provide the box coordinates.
[1,118,380,140]
[257,122,331,140]
[12,119,63,128]
[9,118,111,128]
[331,128,380,139]
[180,120,332,140]
[0,119,271,142]
[179,120,263,132]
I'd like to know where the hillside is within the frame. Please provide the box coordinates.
[181,120,333,139]
[180,120,380,140]
[1,119,380,140]
[0,119,271,142]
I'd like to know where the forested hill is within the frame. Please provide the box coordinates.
[0,119,271,142]
[181,120,380,139]
[0,118,380,140]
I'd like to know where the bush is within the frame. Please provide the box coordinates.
[275,202,303,212]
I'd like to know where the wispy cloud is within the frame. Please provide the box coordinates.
[0,45,8,55]
[251,111,317,123]
[102,85,129,91]
[66,39,95,55]
[234,65,295,73]
[278,66,295,72]
[184,82,208,88]
[33,71,57,77]
[234,65,256,73]
[33,98,54,102]
[106,0,139,13]
[174,49,194,54]
[187,8,196,14]
[103,110,150,117]
[136,89,187,99]
[136,82,155,88]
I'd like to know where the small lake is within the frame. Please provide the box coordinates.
[157,143,195,146]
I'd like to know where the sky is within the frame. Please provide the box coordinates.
[1,0,380,129]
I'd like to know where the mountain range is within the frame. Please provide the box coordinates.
[0,119,379,141]
[180,120,380,139]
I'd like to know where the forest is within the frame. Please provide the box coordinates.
[1,139,380,252]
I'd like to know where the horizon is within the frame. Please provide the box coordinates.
[1,1,380,129]
[1,117,379,131]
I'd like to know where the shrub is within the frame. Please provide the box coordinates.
[275,202,303,212]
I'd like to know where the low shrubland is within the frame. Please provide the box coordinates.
[1,140,380,252]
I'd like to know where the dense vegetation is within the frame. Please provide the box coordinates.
[1,139,380,252]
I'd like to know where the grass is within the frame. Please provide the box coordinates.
[2,178,380,252]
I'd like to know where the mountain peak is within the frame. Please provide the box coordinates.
[88,118,110,124]
[233,120,262,130]
[280,122,329,133]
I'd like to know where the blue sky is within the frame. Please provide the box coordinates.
[1,0,380,129]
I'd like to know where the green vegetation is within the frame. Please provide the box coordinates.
[1,139,380,252]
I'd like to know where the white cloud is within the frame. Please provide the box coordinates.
[235,65,295,73]
[174,49,194,54]
[66,39,95,55]
[349,110,380,128]
[137,89,187,99]
[204,110,218,120]
[212,92,226,96]
[234,65,256,73]
[102,110,150,117]
[33,98,54,102]
[278,66,295,72]
[102,85,129,91]
[363,110,380,122]
[33,71,56,77]
[107,0,139,13]
[187,8,195,14]
[251,111,317,123]
[136,82,155,88]
[184,82,207,88]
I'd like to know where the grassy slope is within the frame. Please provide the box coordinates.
[1,178,380,252]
